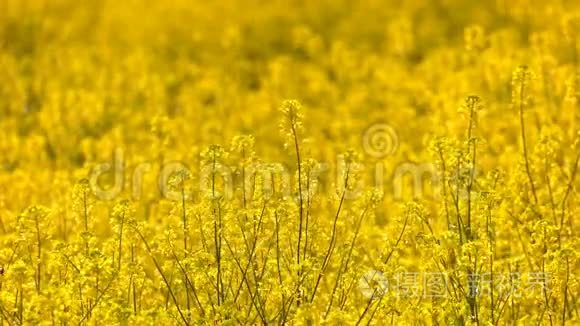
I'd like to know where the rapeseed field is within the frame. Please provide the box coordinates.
[0,0,578,324]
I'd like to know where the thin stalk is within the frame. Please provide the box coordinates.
[181,177,188,252]
[465,97,477,241]
[518,78,538,204]
[117,210,125,271]
[325,205,369,317]
[34,214,41,293]
[83,191,89,256]
[290,121,305,307]
[487,203,495,324]
[133,226,189,326]
[562,257,570,325]
[310,165,350,303]
[171,251,206,317]
[437,148,451,230]
[211,155,224,306]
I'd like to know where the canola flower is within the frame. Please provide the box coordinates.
[0,0,579,325]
